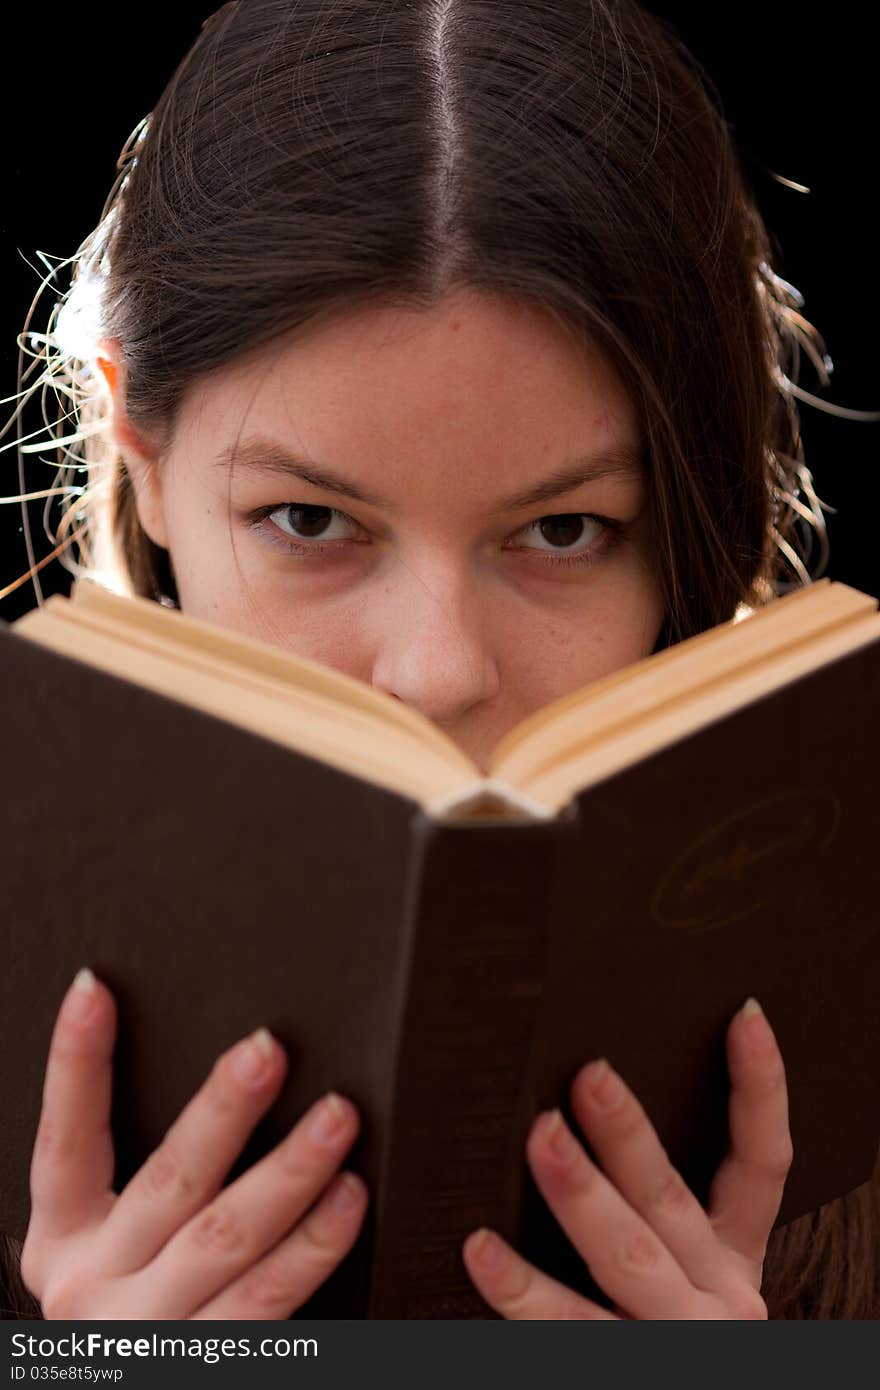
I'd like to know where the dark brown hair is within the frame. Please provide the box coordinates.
[3,0,877,1318]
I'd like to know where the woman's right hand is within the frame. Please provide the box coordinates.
[20,967,368,1319]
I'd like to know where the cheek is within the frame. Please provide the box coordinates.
[169,539,247,624]
[586,576,666,670]
[281,610,375,670]
[505,576,664,698]
[234,585,379,676]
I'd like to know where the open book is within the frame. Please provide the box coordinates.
[1,577,879,1317]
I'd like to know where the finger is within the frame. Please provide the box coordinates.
[568,1058,727,1292]
[131,1090,361,1317]
[706,998,793,1268]
[462,1227,618,1320]
[524,1108,705,1319]
[28,969,117,1244]
[191,1171,368,1319]
[95,1026,289,1273]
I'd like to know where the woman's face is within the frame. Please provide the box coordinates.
[113,290,665,774]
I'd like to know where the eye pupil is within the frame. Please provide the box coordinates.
[540,514,584,548]
[287,504,332,538]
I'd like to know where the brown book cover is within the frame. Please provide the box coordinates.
[1,614,879,1317]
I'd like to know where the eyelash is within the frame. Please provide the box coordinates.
[245,503,625,568]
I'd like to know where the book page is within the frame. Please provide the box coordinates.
[489,583,870,785]
[521,609,880,812]
[14,607,479,807]
[67,580,473,769]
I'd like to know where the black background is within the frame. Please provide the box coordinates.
[2,4,877,622]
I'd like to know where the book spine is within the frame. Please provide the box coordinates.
[424,778,558,823]
[367,804,578,1318]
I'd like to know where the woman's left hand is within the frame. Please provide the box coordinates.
[462,997,791,1319]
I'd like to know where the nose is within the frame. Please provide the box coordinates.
[369,558,501,728]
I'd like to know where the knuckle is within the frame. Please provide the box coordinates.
[724,1285,768,1320]
[605,1096,643,1141]
[19,1236,44,1296]
[141,1143,200,1206]
[549,1289,591,1320]
[495,1261,533,1316]
[275,1136,323,1185]
[615,1228,663,1277]
[297,1207,345,1263]
[763,1138,795,1183]
[204,1067,241,1120]
[40,1276,84,1320]
[573,1156,601,1196]
[278,1139,315,1184]
[32,1118,113,1182]
[48,1034,87,1069]
[33,1116,81,1168]
[753,1051,787,1095]
[646,1164,692,1220]
[740,1291,768,1320]
[190,1202,248,1256]
[239,1263,296,1313]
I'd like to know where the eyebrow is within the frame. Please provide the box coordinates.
[214,436,644,514]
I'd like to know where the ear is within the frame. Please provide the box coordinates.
[96,337,170,551]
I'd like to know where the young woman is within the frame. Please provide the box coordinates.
[2,0,877,1319]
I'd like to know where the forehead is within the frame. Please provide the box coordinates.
[183,289,635,420]
[173,290,642,507]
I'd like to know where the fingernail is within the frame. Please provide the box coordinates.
[231,1027,275,1084]
[469,1227,506,1271]
[584,1058,625,1112]
[740,997,775,1054]
[306,1092,348,1144]
[64,967,98,1024]
[541,1109,579,1163]
[329,1173,364,1213]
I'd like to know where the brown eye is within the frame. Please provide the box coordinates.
[506,512,625,569]
[268,504,360,544]
[516,513,604,554]
[281,504,333,538]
